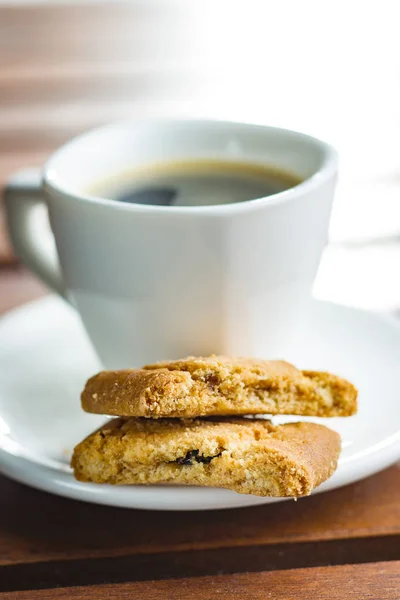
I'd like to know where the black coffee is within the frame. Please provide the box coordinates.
[86,160,302,207]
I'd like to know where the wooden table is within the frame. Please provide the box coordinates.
[0,4,399,598]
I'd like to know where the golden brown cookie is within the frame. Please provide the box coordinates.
[71,417,341,497]
[81,355,357,419]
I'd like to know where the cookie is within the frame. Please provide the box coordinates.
[81,355,357,419]
[71,417,341,497]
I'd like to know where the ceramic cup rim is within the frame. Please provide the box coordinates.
[43,118,338,216]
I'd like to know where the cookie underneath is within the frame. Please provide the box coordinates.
[71,417,341,497]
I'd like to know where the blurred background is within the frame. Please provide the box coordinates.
[1,0,399,315]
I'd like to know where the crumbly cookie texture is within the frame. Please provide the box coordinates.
[81,355,357,419]
[71,417,341,497]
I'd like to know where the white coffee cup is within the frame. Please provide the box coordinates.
[5,119,337,368]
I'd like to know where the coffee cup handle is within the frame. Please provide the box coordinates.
[4,168,67,298]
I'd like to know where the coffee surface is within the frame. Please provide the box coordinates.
[86,160,302,207]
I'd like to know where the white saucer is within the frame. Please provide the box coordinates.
[1,296,399,511]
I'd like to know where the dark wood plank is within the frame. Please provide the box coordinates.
[1,534,399,593]
[1,561,399,599]
[1,465,399,567]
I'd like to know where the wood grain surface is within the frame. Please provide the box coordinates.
[2,562,400,600]
[0,3,399,597]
